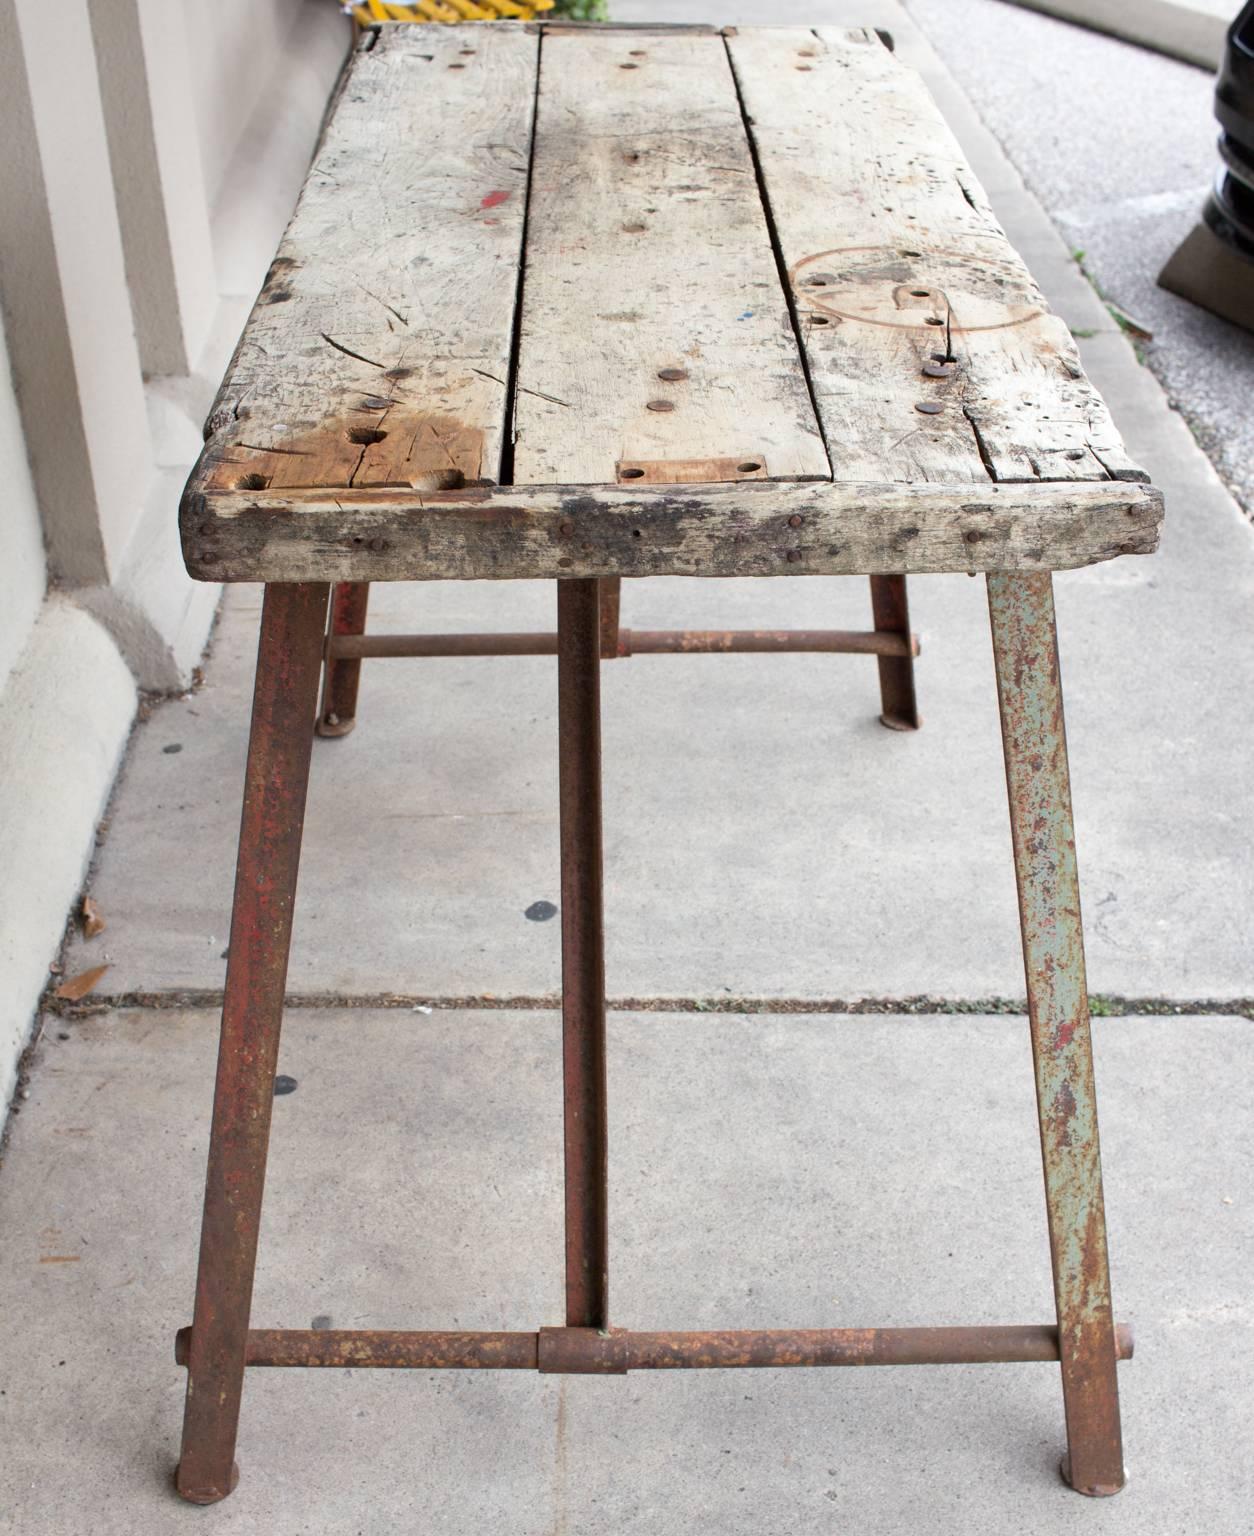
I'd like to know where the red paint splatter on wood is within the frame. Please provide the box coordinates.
[481,190,511,209]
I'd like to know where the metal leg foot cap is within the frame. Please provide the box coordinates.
[315,713,356,738]
[174,1461,241,1504]
[1059,1454,1127,1497]
[878,711,921,732]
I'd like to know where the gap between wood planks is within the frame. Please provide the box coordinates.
[497,26,545,488]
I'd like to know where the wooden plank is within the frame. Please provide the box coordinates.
[726,27,1148,486]
[196,24,538,495]
[511,28,830,486]
[182,479,1163,584]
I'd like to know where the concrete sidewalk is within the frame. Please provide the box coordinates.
[3,2,1252,1532]
[2,1009,1252,1533]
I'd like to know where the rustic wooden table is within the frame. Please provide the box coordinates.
[174,20,1163,1506]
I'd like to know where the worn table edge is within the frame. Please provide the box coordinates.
[181,478,1164,583]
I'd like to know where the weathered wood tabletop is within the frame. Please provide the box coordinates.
[182,21,1163,583]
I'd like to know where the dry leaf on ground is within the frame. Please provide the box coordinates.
[53,964,110,1002]
[80,896,105,939]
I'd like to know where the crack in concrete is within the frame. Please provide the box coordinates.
[41,989,1254,1020]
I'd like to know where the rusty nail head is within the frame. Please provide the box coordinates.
[657,367,688,382]
[915,402,943,415]
[922,361,955,378]
[965,529,982,543]
[788,514,803,528]
[560,522,574,536]
[786,549,802,563]
[646,400,675,412]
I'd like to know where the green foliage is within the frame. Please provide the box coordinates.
[550,0,610,18]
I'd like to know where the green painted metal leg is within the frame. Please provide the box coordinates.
[987,571,1126,1498]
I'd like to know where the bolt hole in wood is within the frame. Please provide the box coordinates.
[620,62,639,69]
[810,316,832,326]
[910,289,930,297]
[236,473,269,491]
[926,317,945,326]
[413,469,466,491]
[346,428,388,445]
[620,467,645,479]
[738,461,761,473]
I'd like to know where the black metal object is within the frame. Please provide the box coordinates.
[1159,3,1254,329]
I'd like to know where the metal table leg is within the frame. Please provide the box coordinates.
[988,571,1125,1497]
[175,582,329,1504]
[317,581,370,737]
[557,578,610,1331]
[869,574,920,730]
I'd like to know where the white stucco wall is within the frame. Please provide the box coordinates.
[0,308,46,695]
[0,0,349,1125]
[183,0,321,208]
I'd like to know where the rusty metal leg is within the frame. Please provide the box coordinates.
[869,575,920,730]
[597,577,622,659]
[175,582,330,1504]
[987,571,1125,1498]
[556,578,609,1330]
[316,581,370,737]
